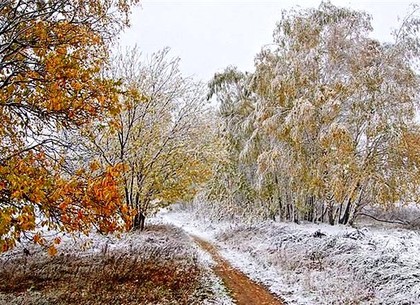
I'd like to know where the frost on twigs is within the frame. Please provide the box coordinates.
[206,1,420,226]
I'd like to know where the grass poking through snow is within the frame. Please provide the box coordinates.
[0,225,215,305]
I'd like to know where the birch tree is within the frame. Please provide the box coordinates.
[209,2,420,224]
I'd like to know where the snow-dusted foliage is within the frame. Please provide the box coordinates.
[206,2,420,225]
[82,47,217,231]
[160,205,420,305]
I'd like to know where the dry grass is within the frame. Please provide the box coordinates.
[0,225,205,305]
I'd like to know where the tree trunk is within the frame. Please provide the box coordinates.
[319,203,325,223]
[339,198,352,225]
[293,202,299,224]
[348,183,364,226]
[133,211,146,231]
[139,212,145,231]
[306,195,314,222]
[286,203,292,221]
[278,197,282,221]
[338,202,343,223]
[326,194,335,225]
[328,207,334,225]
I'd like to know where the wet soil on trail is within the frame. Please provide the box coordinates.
[192,236,284,305]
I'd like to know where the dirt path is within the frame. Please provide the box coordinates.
[192,235,284,305]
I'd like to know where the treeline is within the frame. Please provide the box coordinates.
[2,1,420,253]
[205,2,420,225]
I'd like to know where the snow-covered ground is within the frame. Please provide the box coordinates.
[0,224,234,305]
[3,204,419,304]
[155,205,420,305]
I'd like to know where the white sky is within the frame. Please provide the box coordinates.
[119,0,420,82]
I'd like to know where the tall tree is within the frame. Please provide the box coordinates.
[209,2,420,225]
[0,0,139,252]
[86,47,216,230]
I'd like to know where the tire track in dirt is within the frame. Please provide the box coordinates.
[192,235,284,305]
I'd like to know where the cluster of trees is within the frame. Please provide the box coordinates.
[207,2,420,225]
[0,0,214,252]
[2,1,420,253]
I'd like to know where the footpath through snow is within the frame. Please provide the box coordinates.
[155,206,420,305]
[193,235,284,305]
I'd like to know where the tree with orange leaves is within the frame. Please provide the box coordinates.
[84,47,217,231]
[0,0,139,252]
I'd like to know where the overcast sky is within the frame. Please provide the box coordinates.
[119,0,420,82]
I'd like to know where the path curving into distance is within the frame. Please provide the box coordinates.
[192,235,284,305]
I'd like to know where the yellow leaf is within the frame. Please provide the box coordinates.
[48,245,58,256]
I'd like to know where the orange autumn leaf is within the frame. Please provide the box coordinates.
[48,245,58,256]
[89,160,101,172]
[54,237,62,245]
[33,234,41,244]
